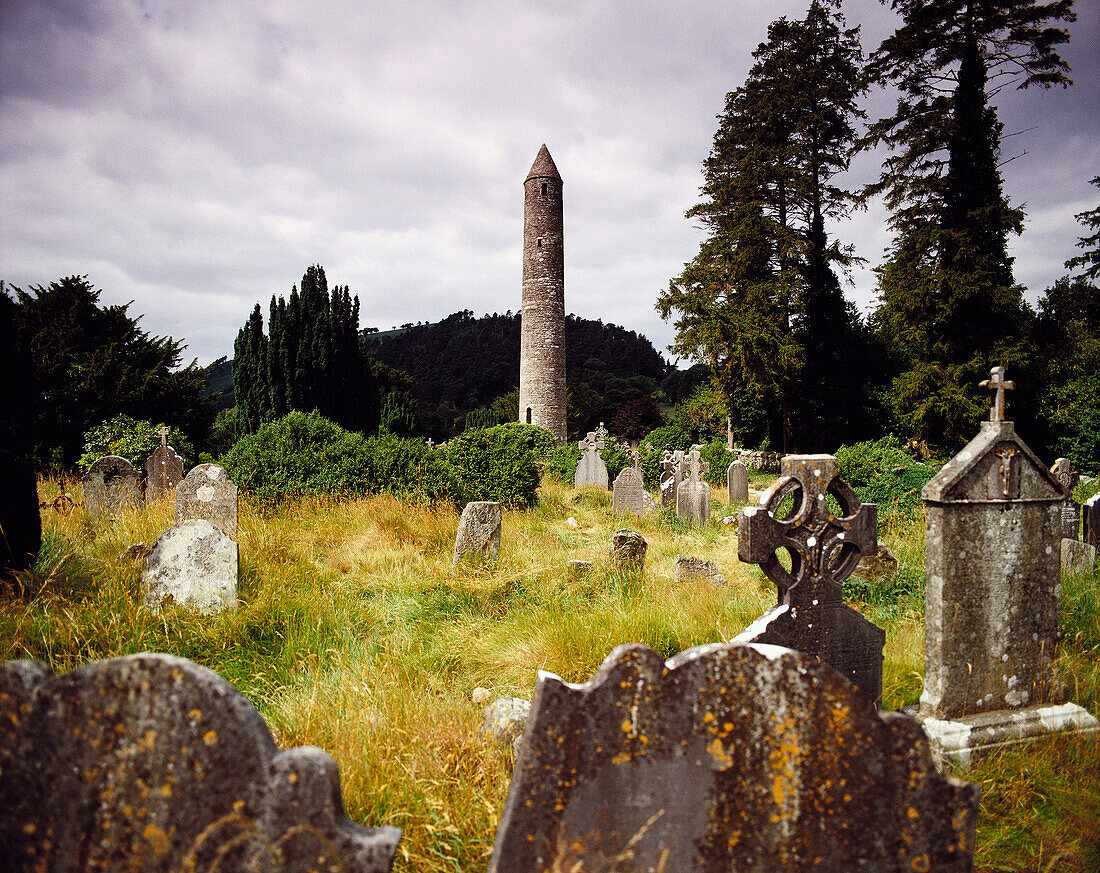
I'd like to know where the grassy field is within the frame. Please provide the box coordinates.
[4,473,1098,872]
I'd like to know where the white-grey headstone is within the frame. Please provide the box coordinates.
[727,459,748,503]
[143,519,238,614]
[608,529,646,572]
[175,463,238,539]
[574,431,609,490]
[676,446,711,524]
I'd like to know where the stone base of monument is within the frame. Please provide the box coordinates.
[918,702,1100,770]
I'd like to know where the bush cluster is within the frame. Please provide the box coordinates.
[221,411,546,508]
[835,436,937,516]
[78,415,193,473]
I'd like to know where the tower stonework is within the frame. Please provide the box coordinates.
[519,144,567,444]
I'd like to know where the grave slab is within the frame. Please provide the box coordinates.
[611,450,650,517]
[489,642,978,873]
[453,501,502,564]
[0,654,401,872]
[83,455,143,520]
[143,518,238,614]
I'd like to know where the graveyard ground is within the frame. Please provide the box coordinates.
[3,474,1098,872]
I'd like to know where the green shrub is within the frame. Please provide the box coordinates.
[362,431,454,502]
[699,439,735,485]
[544,443,582,483]
[835,436,937,517]
[641,424,691,453]
[78,415,193,472]
[222,411,373,505]
[443,424,541,508]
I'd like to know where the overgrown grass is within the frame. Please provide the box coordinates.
[3,474,1097,871]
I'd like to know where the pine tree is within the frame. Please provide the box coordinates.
[866,0,1075,446]
[657,0,868,451]
[1065,176,1100,280]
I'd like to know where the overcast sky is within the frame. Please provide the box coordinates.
[2,0,1097,367]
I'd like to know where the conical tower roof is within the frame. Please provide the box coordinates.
[526,144,561,182]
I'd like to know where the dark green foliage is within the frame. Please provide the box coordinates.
[364,310,667,440]
[866,0,1075,448]
[543,444,583,483]
[442,424,544,508]
[207,407,241,459]
[835,436,937,518]
[699,439,736,486]
[78,416,194,473]
[7,276,215,468]
[640,424,692,453]
[658,0,874,453]
[0,289,41,581]
[465,407,507,431]
[233,266,378,437]
[1066,176,1100,280]
[610,397,665,441]
[670,384,729,445]
[203,356,235,412]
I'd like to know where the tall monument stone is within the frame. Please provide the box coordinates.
[518,145,567,444]
[920,367,1099,765]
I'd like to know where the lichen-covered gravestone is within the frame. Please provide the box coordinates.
[675,445,711,523]
[574,430,609,490]
[659,447,683,508]
[453,501,502,564]
[1085,492,1100,547]
[0,653,401,872]
[611,450,650,517]
[735,454,884,705]
[488,643,978,873]
[83,455,143,520]
[143,519,238,613]
[176,463,238,539]
[920,367,1099,765]
[608,529,646,572]
[144,425,185,504]
[1051,456,1081,541]
[727,458,748,504]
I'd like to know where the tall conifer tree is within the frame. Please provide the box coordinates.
[866,0,1074,446]
[658,0,869,451]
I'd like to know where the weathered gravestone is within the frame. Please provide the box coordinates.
[674,554,725,586]
[488,642,978,873]
[453,501,502,564]
[1085,492,1100,547]
[176,463,238,539]
[727,458,748,504]
[608,529,646,572]
[143,518,238,614]
[0,653,401,872]
[574,429,609,490]
[920,367,1099,765]
[611,450,651,517]
[736,454,884,705]
[659,447,683,508]
[144,426,185,504]
[675,445,711,524]
[1051,456,1081,540]
[83,455,143,520]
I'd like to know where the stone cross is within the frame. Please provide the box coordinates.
[675,445,711,524]
[980,365,1015,422]
[684,444,709,483]
[427,438,434,450]
[158,424,169,448]
[659,447,683,508]
[1051,457,1081,540]
[735,454,884,704]
[595,422,608,443]
[1,654,400,872]
[575,430,609,489]
[488,643,978,873]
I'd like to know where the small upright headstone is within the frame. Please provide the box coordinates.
[453,501,502,564]
[675,445,711,524]
[176,463,238,539]
[1051,457,1081,540]
[144,426,185,504]
[726,459,748,503]
[0,654,401,872]
[608,529,646,572]
[920,367,1099,765]
[573,430,608,490]
[82,456,143,520]
[488,643,978,873]
[611,450,650,516]
[659,447,683,508]
[143,519,238,614]
[736,454,884,705]
[674,554,726,586]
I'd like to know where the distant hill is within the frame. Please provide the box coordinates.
[364,310,669,437]
[203,356,235,412]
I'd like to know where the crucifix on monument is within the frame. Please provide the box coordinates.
[980,365,1015,422]
[158,424,170,449]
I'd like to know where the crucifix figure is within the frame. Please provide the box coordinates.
[158,425,170,449]
[980,366,1015,422]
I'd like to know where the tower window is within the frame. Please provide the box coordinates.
[526,408,532,424]
[537,238,543,247]
[541,183,547,196]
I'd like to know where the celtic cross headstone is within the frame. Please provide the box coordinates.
[659,447,683,508]
[675,445,711,523]
[1051,457,1081,540]
[734,454,884,705]
[574,429,608,489]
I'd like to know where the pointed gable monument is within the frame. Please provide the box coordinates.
[920,367,1098,764]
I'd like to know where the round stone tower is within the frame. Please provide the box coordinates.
[519,144,567,443]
